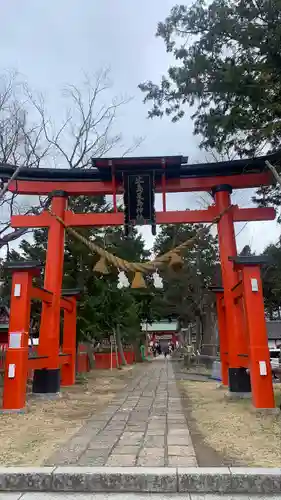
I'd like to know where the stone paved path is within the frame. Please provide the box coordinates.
[2,494,278,499]
[46,358,197,467]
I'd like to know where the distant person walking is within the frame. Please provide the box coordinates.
[163,345,169,358]
[155,342,161,355]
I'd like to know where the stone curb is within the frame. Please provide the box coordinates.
[0,467,281,493]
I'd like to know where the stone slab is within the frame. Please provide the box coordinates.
[2,468,281,495]
[168,429,189,436]
[20,495,190,500]
[167,436,192,446]
[105,456,137,466]
[178,467,281,494]
[119,433,144,440]
[0,467,55,491]
[178,467,232,493]
[168,446,196,457]
[78,456,106,466]
[189,496,280,500]
[146,429,165,436]
[113,446,140,455]
[143,436,165,448]
[51,467,178,492]
[225,392,252,400]
[0,410,26,415]
[137,456,165,467]
[168,456,197,467]
[87,438,119,448]
[137,448,165,467]
[0,495,23,500]
[229,467,281,494]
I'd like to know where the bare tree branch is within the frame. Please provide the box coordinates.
[0,71,50,250]
[0,68,140,250]
[266,160,281,187]
[0,196,51,248]
[121,137,145,158]
[28,69,135,170]
[0,164,24,202]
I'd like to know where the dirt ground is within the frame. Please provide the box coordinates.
[0,365,137,466]
[179,379,281,467]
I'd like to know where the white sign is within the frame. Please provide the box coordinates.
[8,363,15,378]
[14,284,21,297]
[251,278,258,292]
[259,361,267,376]
[9,332,22,349]
[155,334,172,340]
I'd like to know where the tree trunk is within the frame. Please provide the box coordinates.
[178,330,185,346]
[115,325,127,366]
[202,309,217,356]
[85,342,95,369]
[195,315,202,352]
[133,339,142,362]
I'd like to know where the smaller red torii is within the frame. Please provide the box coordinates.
[211,255,275,409]
[2,261,79,411]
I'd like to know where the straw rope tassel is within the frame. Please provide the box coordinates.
[131,272,146,288]
[93,257,109,274]
[169,252,183,270]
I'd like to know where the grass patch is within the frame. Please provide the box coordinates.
[180,379,281,467]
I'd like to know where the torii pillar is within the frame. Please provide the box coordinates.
[2,261,41,411]
[213,185,250,393]
[231,256,275,408]
[33,190,67,394]
[60,289,80,387]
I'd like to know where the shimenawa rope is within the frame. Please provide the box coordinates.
[49,205,232,275]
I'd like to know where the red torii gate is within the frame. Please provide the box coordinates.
[0,153,278,410]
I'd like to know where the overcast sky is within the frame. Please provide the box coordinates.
[0,0,279,253]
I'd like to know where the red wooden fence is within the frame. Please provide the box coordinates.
[0,343,136,375]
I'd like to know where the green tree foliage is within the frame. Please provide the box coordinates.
[139,0,281,159]
[153,223,219,348]
[239,245,255,257]
[262,242,281,319]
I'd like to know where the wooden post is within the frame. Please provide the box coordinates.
[110,335,113,371]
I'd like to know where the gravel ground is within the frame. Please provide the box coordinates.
[177,374,281,467]
[0,365,138,466]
